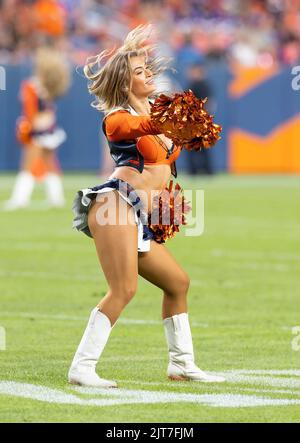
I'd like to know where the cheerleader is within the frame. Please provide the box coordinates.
[68,25,225,387]
[4,47,70,210]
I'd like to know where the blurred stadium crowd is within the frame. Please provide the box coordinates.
[0,0,300,68]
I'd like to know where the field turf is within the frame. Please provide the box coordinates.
[0,173,299,423]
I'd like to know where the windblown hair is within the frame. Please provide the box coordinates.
[35,47,71,100]
[83,24,170,113]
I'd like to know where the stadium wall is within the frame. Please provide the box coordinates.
[0,63,299,173]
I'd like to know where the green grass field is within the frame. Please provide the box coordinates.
[0,173,299,423]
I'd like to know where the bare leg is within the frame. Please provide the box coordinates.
[138,241,190,319]
[21,143,41,171]
[41,149,60,173]
[138,240,225,383]
[39,149,65,206]
[68,190,139,387]
[88,191,139,325]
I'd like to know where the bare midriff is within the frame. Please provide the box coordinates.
[108,163,171,213]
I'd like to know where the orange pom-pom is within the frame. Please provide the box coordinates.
[150,90,222,151]
[148,180,191,243]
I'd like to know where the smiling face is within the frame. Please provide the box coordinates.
[129,55,156,98]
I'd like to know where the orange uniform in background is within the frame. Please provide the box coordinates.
[17,80,47,178]
[17,79,62,179]
[5,47,69,210]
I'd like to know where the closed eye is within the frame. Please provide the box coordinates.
[134,65,149,75]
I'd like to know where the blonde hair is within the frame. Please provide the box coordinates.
[84,24,170,113]
[35,47,71,100]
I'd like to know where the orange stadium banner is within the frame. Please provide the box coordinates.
[229,115,300,173]
[228,66,300,173]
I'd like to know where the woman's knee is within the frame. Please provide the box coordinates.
[178,272,190,295]
[167,272,190,298]
[110,282,138,306]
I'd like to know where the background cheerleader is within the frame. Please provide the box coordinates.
[4,47,70,210]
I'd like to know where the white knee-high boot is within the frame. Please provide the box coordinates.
[44,173,65,207]
[163,313,225,382]
[68,308,117,387]
[4,171,35,210]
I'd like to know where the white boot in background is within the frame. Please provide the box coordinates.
[4,171,35,210]
[68,308,117,388]
[44,173,65,207]
[163,313,225,383]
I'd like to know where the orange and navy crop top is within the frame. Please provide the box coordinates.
[16,79,56,145]
[20,79,54,122]
[102,109,182,178]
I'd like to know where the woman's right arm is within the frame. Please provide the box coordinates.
[104,110,160,141]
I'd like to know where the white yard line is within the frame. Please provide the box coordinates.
[0,311,293,332]
[0,242,89,252]
[224,369,300,376]
[118,369,300,391]
[0,269,207,291]
[221,374,300,389]
[190,262,291,272]
[117,379,300,397]
[0,311,209,328]
[189,263,293,273]
[0,269,103,283]
[2,242,300,262]
[211,249,300,262]
[0,311,161,325]
[1,380,300,408]
[99,356,166,362]
[230,263,290,272]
